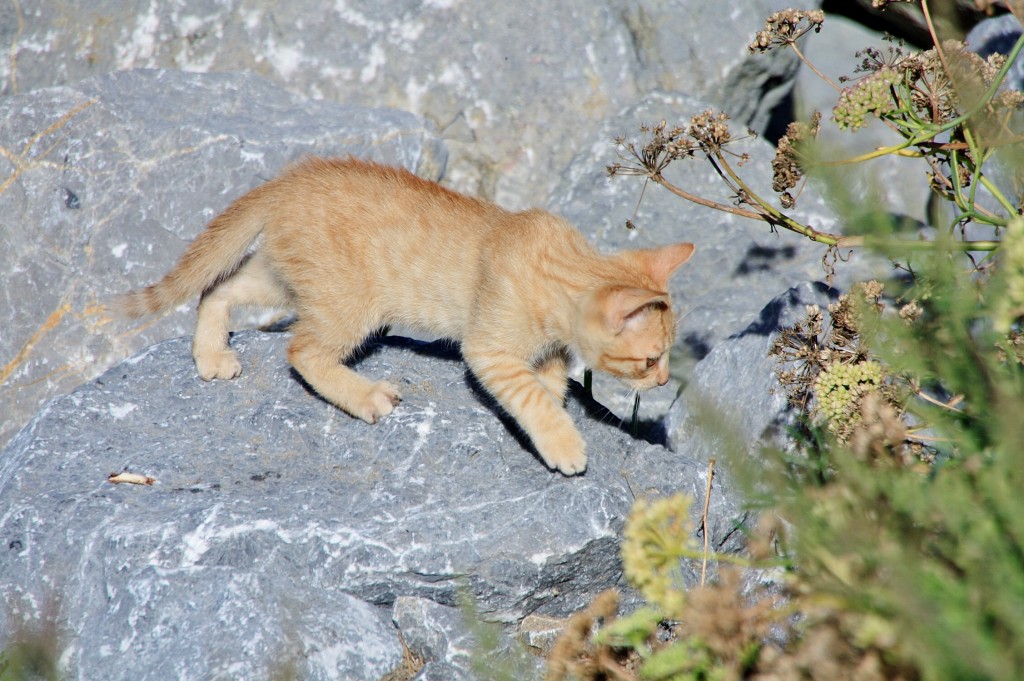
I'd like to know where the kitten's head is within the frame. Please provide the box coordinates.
[576,242,695,391]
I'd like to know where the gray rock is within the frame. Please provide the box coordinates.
[0,69,444,453]
[393,597,476,669]
[392,596,545,680]
[413,661,477,681]
[2,0,805,208]
[0,330,748,681]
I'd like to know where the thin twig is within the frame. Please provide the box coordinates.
[700,458,716,587]
[789,39,840,91]
[916,389,965,413]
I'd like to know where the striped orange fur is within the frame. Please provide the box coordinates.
[120,157,695,475]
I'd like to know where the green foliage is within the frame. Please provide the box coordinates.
[757,227,1024,679]
[551,5,1024,681]
[0,627,61,681]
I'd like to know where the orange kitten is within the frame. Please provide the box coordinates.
[121,157,694,475]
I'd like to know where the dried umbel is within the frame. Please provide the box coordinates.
[608,120,696,178]
[772,111,821,208]
[545,590,623,681]
[749,9,825,53]
[607,111,739,180]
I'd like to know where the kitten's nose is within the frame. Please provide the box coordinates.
[657,367,670,386]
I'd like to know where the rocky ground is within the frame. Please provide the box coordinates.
[0,1,960,679]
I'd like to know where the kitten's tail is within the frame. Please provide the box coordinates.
[118,190,268,318]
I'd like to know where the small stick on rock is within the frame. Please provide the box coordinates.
[700,458,716,587]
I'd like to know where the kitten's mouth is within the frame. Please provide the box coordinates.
[625,377,664,392]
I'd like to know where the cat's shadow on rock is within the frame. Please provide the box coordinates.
[285,331,667,471]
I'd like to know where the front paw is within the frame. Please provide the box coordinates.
[539,430,588,476]
[194,349,242,381]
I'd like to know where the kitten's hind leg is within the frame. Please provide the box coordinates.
[286,320,401,424]
[193,253,290,380]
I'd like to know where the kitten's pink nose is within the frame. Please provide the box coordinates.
[657,367,670,386]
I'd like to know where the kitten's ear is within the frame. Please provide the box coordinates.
[598,287,669,334]
[642,242,695,289]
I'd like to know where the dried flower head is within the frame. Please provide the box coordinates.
[772,111,821,208]
[608,111,741,180]
[689,109,733,150]
[749,9,825,53]
[607,120,696,178]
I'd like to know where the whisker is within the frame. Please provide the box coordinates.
[674,304,694,332]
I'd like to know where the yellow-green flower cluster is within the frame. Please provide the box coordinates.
[814,360,885,424]
[621,493,695,619]
[833,68,900,131]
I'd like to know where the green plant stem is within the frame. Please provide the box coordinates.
[788,39,839,92]
[964,127,1017,218]
[708,151,850,246]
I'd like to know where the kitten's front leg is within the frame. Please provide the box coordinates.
[463,347,587,475]
[534,350,570,403]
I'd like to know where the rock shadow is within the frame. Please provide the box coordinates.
[733,243,798,276]
[729,281,839,338]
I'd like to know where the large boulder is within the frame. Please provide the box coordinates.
[0,331,748,680]
[0,69,444,453]
[2,0,804,207]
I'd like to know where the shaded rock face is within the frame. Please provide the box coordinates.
[0,69,444,452]
[666,281,839,459]
[0,331,747,681]
[2,0,800,208]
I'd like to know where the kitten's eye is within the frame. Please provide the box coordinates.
[645,357,659,369]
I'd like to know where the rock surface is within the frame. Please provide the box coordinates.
[0,331,748,680]
[1,0,801,208]
[0,69,444,452]
[0,3,895,679]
